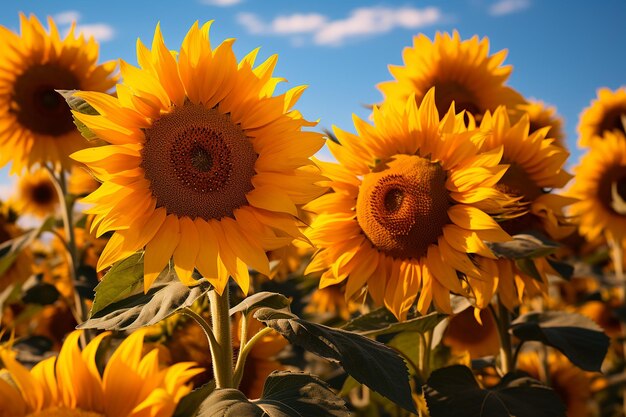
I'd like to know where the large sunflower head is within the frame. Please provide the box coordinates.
[305,89,516,320]
[477,107,574,310]
[71,22,325,295]
[568,130,626,244]
[11,169,59,218]
[578,87,626,148]
[0,13,117,173]
[377,31,525,122]
[0,329,201,417]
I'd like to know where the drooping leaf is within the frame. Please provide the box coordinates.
[546,258,574,281]
[229,291,291,317]
[254,307,416,413]
[197,372,348,417]
[90,252,145,317]
[515,258,543,282]
[173,380,216,417]
[424,365,566,417]
[79,264,211,330]
[57,89,99,141]
[487,233,559,259]
[510,311,610,372]
[343,307,446,336]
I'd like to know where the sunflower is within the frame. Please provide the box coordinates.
[305,89,516,320]
[11,169,59,218]
[568,131,626,244]
[304,285,355,321]
[516,99,566,149]
[517,351,593,417]
[0,207,33,292]
[71,22,325,294]
[442,306,500,359]
[377,31,525,121]
[578,87,626,147]
[0,14,117,173]
[477,107,574,310]
[0,329,201,417]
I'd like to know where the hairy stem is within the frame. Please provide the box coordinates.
[233,326,273,388]
[209,286,234,388]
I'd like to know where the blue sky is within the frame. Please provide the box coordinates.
[0,0,625,193]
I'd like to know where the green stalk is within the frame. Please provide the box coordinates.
[233,326,273,388]
[495,299,513,374]
[209,285,234,388]
[47,167,87,339]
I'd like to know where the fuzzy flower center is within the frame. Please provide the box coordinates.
[598,165,626,215]
[30,182,57,206]
[141,103,257,220]
[12,64,79,136]
[598,106,626,137]
[433,81,481,119]
[495,163,543,235]
[356,154,450,259]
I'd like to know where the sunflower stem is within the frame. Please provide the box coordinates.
[180,306,219,357]
[209,285,234,388]
[46,166,88,343]
[496,298,513,375]
[233,326,273,388]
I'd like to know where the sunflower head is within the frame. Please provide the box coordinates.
[10,169,59,218]
[306,89,517,319]
[71,22,325,295]
[0,13,117,172]
[568,130,626,244]
[377,31,525,122]
[578,87,626,148]
[0,329,201,417]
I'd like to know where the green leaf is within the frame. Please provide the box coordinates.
[423,365,566,417]
[173,380,216,417]
[510,311,610,372]
[487,233,559,259]
[78,263,211,331]
[515,258,543,282]
[254,307,416,413]
[229,291,291,317]
[90,252,145,317]
[197,372,348,417]
[0,217,54,276]
[56,89,99,141]
[343,307,446,336]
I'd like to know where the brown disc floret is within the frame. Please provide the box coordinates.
[11,64,79,136]
[141,103,257,220]
[356,154,450,259]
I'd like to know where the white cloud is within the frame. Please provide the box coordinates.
[489,0,531,16]
[54,10,81,25]
[75,23,115,42]
[237,6,443,47]
[201,0,243,6]
[273,13,328,34]
[53,10,115,42]
[315,6,441,46]
[236,12,266,34]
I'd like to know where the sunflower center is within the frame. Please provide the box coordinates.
[26,407,104,417]
[598,106,626,137]
[141,103,257,220]
[31,182,56,205]
[433,80,481,121]
[598,165,626,215]
[496,162,543,235]
[356,154,450,259]
[12,64,79,136]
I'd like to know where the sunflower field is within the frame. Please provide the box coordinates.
[0,7,625,417]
